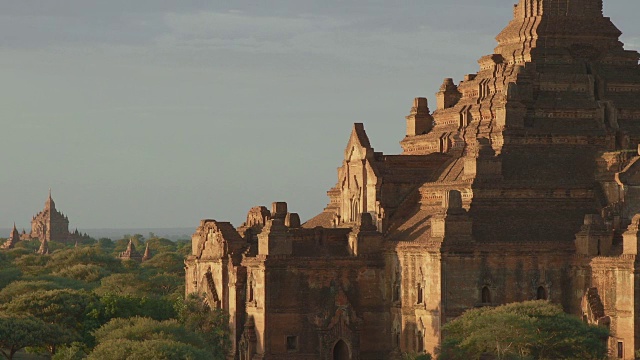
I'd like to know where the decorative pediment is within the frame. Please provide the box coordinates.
[343,123,373,162]
[192,219,244,259]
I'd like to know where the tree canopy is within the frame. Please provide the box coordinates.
[0,314,52,360]
[87,317,220,360]
[0,235,228,359]
[438,301,609,360]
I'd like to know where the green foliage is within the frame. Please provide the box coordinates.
[120,259,140,271]
[99,293,176,321]
[438,301,609,360]
[0,267,21,291]
[2,289,102,348]
[13,239,40,252]
[32,275,88,290]
[144,237,177,254]
[0,251,9,264]
[141,252,184,275]
[88,317,215,360]
[47,247,122,273]
[11,254,50,276]
[143,273,184,297]
[0,232,195,357]
[93,317,205,347]
[44,240,67,253]
[0,314,51,360]
[51,342,87,360]
[174,240,191,257]
[0,280,66,302]
[176,294,231,358]
[4,248,33,260]
[94,273,143,296]
[95,238,114,250]
[88,338,211,360]
[53,264,111,283]
[0,277,88,304]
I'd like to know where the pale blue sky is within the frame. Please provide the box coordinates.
[1,1,638,229]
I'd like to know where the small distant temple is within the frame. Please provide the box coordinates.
[2,191,87,250]
[142,243,151,262]
[0,224,20,250]
[118,239,150,262]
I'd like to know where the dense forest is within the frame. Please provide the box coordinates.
[0,235,228,360]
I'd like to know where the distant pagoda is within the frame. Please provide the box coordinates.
[119,239,143,262]
[30,190,73,244]
[1,223,20,249]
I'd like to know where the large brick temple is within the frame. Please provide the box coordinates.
[185,0,640,358]
[2,191,84,250]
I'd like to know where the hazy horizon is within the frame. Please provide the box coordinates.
[0,226,195,241]
[2,1,638,230]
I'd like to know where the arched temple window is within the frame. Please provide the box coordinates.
[481,286,491,304]
[350,199,359,223]
[333,339,350,360]
[537,286,547,300]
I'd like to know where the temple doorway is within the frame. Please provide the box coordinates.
[333,340,350,360]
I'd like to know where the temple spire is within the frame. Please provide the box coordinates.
[45,189,55,210]
[494,0,623,64]
[142,243,151,262]
[513,0,604,18]
[2,223,21,249]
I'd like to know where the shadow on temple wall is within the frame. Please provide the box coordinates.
[388,215,431,243]
[430,302,442,353]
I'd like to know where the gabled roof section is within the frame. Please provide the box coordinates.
[352,123,371,148]
[344,123,373,162]
[212,221,245,244]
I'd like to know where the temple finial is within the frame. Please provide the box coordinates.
[45,189,55,209]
